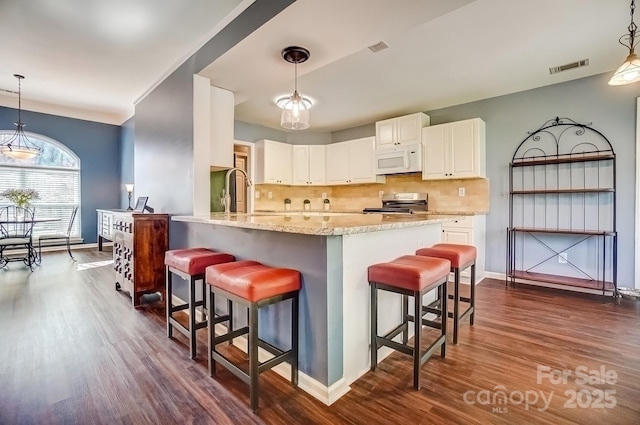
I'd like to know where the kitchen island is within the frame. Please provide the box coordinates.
[171,212,465,404]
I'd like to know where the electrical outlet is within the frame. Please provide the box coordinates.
[322,192,327,199]
[379,190,384,198]
[255,191,260,199]
[458,187,465,197]
[559,252,568,264]
[268,191,273,199]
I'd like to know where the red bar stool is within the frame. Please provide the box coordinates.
[368,255,449,390]
[416,243,477,345]
[165,248,235,359]
[205,260,300,412]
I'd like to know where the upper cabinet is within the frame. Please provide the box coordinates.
[375,112,430,149]
[209,86,235,170]
[326,137,385,185]
[194,75,235,171]
[292,145,326,186]
[422,118,486,180]
[255,139,292,185]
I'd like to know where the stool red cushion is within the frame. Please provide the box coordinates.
[415,243,477,269]
[368,255,451,292]
[165,248,235,276]
[205,260,301,302]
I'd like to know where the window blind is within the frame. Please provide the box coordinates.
[0,165,80,237]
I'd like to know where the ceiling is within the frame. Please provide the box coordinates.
[0,0,635,131]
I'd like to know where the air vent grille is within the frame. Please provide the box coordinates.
[549,58,589,74]
[0,88,18,95]
[368,41,389,53]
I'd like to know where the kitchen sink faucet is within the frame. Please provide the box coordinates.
[223,167,252,214]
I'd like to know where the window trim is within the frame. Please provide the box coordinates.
[0,130,82,239]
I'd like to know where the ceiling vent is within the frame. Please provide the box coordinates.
[549,58,589,75]
[368,41,389,53]
[0,88,18,95]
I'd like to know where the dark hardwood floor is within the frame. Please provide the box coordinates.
[1,249,639,424]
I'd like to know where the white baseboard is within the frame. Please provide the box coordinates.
[216,323,350,405]
[170,294,350,405]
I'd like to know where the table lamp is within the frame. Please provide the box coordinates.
[125,184,134,210]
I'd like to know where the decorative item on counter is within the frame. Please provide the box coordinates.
[284,198,291,211]
[303,199,310,211]
[323,198,330,211]
[0,188,40,208]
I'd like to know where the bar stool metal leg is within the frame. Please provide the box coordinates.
[370,282,378,371]
[166,265,173,338]
[248,303,259,412]
[291,293,299,386]
[413,289,422,390]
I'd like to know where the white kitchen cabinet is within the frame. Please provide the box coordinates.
[441,215,486,281]
[292,145,326,186]
[422,118,486,180]
[255,139,292,184]
[326,137,385,185]
[375,112,430,149]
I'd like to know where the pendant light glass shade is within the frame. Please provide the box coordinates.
[280,46,311,130]
[608,52,640,85]
[0,74,43,160]
[280,90,310,130]
[609,0,640,85]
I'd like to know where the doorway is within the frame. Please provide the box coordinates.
[231,143,253,213]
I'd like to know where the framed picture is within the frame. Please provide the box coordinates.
[133,196,148,213]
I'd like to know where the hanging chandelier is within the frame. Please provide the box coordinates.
[280,46,311,130]
[609,0,640,85]
[0,74,43,160]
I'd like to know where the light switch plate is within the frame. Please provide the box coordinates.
[268,191,273,199]
[458,187,465,197]
[255,191,260,199]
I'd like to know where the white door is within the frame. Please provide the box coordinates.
[450,119,478,178]
[348,137,376,183]
[396,114,421,145]
[292,145,310,185]
[422,125,449,180]
[375,118,396,148]
[277,142,293,184]
[308,145,326,185]
[326,142,350,184]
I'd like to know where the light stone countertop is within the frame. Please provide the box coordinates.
[171,212,466,236]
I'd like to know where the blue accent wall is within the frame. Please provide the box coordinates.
[0,106,121,244]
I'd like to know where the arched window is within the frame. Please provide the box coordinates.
[0,131,81,239]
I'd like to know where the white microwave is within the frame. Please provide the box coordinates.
[374,143,422,175]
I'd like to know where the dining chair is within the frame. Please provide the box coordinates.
[37,205,79,262]
[0,205,36,270]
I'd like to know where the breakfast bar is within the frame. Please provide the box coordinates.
[171,212,462,404]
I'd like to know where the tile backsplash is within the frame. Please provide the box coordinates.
[253,173,489,213]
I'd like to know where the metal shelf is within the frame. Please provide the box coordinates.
[510,227,616,236]
[507,117,617,296]
[511,188,614,195]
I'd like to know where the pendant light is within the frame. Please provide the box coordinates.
[609,0,640,85]
[280,46,311,130]
[0,74,43,160]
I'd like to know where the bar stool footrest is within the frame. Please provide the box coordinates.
[214,326,248,344]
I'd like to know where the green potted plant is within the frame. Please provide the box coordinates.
[323,198,330,211]
[303,199,311,211]
[284,198,291,211]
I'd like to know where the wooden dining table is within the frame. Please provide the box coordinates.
[0,217,61,268]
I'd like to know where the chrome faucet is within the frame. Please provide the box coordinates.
[223,167,252,213]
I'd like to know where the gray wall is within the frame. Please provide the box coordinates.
[0,106,121,243]
[135,0,295,219]
[119,117,135,209]
[423,72,638,285]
